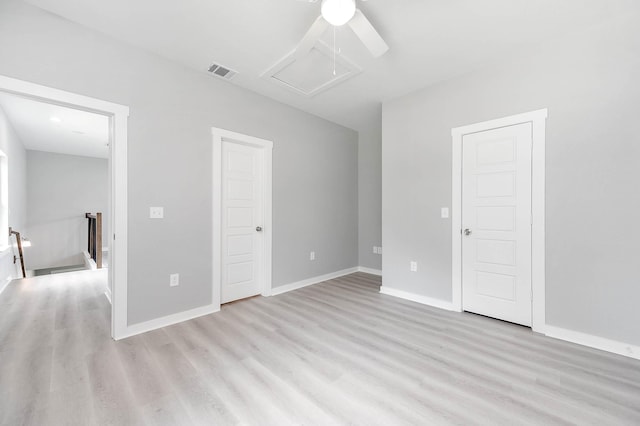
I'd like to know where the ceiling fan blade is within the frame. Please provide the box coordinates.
[295,15,329,59]
[348,9,389,58]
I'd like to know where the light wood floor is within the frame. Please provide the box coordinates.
[1,270,639,425]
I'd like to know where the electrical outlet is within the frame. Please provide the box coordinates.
[410,261,418,272]
[310,251,315,261]
[169,273,179,287]
[441,207,449,219]
[150,206,164,219]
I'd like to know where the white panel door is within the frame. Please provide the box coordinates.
[462,123,532,326]
[221,140,263,303]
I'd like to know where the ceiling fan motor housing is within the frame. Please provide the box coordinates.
[321,0,356,26]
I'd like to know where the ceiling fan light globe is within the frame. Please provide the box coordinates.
[321,0,356,26]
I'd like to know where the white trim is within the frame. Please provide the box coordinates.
[212,127,273,306]
[452,110,548,136]
[451,109,547,332]
[545,325,640,361]
[0,276,11,295]
[0,151,7,249]
[270,267,359,296]
[111,111,128,340]
[379,286,458,311]
[117,304,219,340]
[357,266,382,276]
[530,114,547,333]
[0,75,130,340]
[104,287,112,305]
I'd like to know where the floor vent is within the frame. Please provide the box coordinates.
[207,63,237,80]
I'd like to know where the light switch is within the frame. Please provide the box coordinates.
[169,273,179,287]
[441,207,449,219]
[150,207,164,219]
[410,261,418,272]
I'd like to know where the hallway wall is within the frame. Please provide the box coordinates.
[0,1,358,324]
[25,150,108,270]
[382,12,640,346]
[0,105,27,287]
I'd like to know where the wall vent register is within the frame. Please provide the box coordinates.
[207,63,238,80]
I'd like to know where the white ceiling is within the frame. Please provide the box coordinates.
[0,92,110,158]
[23,0,638,131]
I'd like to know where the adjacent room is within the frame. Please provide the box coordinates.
[0,0,638,424]
[0,92,110,277]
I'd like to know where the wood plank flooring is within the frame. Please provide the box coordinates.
[1,270,639,425]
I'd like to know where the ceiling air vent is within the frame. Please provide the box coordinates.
[207,63,237,80]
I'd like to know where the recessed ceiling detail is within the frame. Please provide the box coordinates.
[262,41,361,98]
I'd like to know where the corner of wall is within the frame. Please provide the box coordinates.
[357,113,382,271]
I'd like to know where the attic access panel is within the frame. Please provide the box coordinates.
[262,41,361,97]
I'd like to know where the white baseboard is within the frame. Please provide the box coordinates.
[0,276,11,295]
[380,286,459,312]
[378,286,639,360]
[119,267,362,339]
[545,324,640,361]
[104,287,112,305]
[357,266,382,276]
[118,304,219,340]
[271,267,359,296]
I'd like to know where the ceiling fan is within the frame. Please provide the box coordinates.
[295,0,389,59]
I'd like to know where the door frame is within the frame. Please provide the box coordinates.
[451,109,547,333]
[0,74,129,340]
[212,127,273,307]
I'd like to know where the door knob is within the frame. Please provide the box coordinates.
[256,226,263,232]
[464,228,472,236]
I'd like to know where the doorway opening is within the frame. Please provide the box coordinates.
[451,109,547,333]
[0,75,129,340]
[0,92,110,277]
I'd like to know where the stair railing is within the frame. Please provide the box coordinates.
[9,227,26,278]
[85,212,103,269]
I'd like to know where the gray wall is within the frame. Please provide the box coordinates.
[382,12,640,345]
[0,1,358,325]
[358,112,382,270]
[0,105,27,282]
[25,150,108,270]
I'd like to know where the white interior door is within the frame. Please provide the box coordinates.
[462,123,532,326]
[221,140,264,303]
